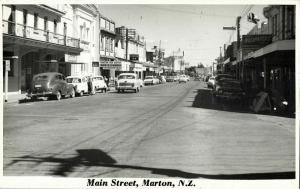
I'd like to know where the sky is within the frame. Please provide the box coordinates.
[99,4,268,67]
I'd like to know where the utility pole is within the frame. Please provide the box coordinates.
[236,16,241,50]
[125,28,128,60]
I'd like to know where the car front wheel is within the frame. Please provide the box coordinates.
[70,88,75,98]
[56,91,62,100]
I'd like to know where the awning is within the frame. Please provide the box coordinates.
[36,60,86,64]
[223,58,230,65]
[244,39,295,60]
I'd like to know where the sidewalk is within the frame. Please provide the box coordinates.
[3,93,28,104]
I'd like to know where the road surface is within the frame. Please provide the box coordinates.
[3,81,295,179]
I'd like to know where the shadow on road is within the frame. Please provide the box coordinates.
[5,149,295,179]
[191,88,251,114]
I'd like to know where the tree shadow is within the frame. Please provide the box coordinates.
[5,149,295,179]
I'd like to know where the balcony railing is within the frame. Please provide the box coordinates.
[2,20,80,48]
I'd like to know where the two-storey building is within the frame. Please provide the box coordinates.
[99,14,118,79]
[239,5,295,113]
[2,4,83,94]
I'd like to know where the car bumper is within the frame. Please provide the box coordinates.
[116,86,135,90]
[215,93,245,100]
[27,91,53,97]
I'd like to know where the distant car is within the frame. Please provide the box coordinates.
[116,73,141,93]
[212,78,245,102]
[173,75,179,82]
[166,76,175,82]
[144,76,160,85]
[194,76,201,81]
[28,72,75,100]
[207,76,215,88]
[178,75,188,83]
[158,75,166,84]
[66,75,89,96]
[92,76,108,93]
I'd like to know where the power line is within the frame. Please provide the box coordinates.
[140,5,237,18]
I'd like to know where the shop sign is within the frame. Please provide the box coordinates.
[100,61,122,69]
[66,54,77,62]
[92,62,99,67]
[242,35,272,49]
[130,54,139,61]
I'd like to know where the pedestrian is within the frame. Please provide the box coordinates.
[87,76,94,95]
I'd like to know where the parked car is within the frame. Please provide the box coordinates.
[186,75,190,81]
[115,73,141,93]
[173,75,179,82]
[212,78,245,102]
[178,75,188,83]
[158,75,166,84]
[144,76,160,85]
[28,72,75,100]
[194,76,201,81]
[92,76,108,93]
[166,76,175,82]
[66,75,89,96]
[207,76,215,88]
[213,74,235,89]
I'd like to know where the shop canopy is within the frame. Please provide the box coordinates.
[244,39,295,60]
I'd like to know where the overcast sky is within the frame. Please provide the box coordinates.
[99,4,267,67]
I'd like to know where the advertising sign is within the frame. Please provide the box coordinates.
[242,35,272,50]
[130,54,139,61]
[100,61,122,69]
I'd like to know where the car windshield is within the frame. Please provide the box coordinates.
[145,76,153,79]
[118,75,135,79]
[33,75,48,81]
[66,78,81,83]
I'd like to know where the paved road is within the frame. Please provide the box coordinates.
[3,81,295,178]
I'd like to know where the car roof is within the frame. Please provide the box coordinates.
[33,72,63,78]
[119,73,136,75]
[66,75,87,78]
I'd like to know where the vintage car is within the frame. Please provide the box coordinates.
[166,76,175,82]
[207,76,215,88]
[115,73,141,93]
[66,75,89,96]
[92,76,108,93]
[212,78,246,102]
[158,75,166,84]
[178,75,188,83]
[27,72,75,100]
[144,76,160,85]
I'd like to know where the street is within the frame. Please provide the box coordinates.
[3,81,295,178]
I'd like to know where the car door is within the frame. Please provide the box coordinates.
[58,74,67,95]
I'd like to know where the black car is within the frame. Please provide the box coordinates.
[27,72,75,100]
[212,78,245,102]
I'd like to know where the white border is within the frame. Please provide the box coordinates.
[0,0,299,189]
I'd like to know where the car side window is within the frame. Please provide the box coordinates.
[55,75,61,80]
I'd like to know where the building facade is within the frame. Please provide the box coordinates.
[2,4,82,94]
[235,5,295,113]
[99,14,117,79]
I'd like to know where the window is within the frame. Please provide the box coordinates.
[110,39,113,52]
[54,20,57,34]
[287,6,295,38]
[86,28,89,41]
[101,36,104,50]
[272,14,278,37]
[80,26,83,39]
[23,9,27,25]
[34,13,38,29]
[44,17,48,31]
